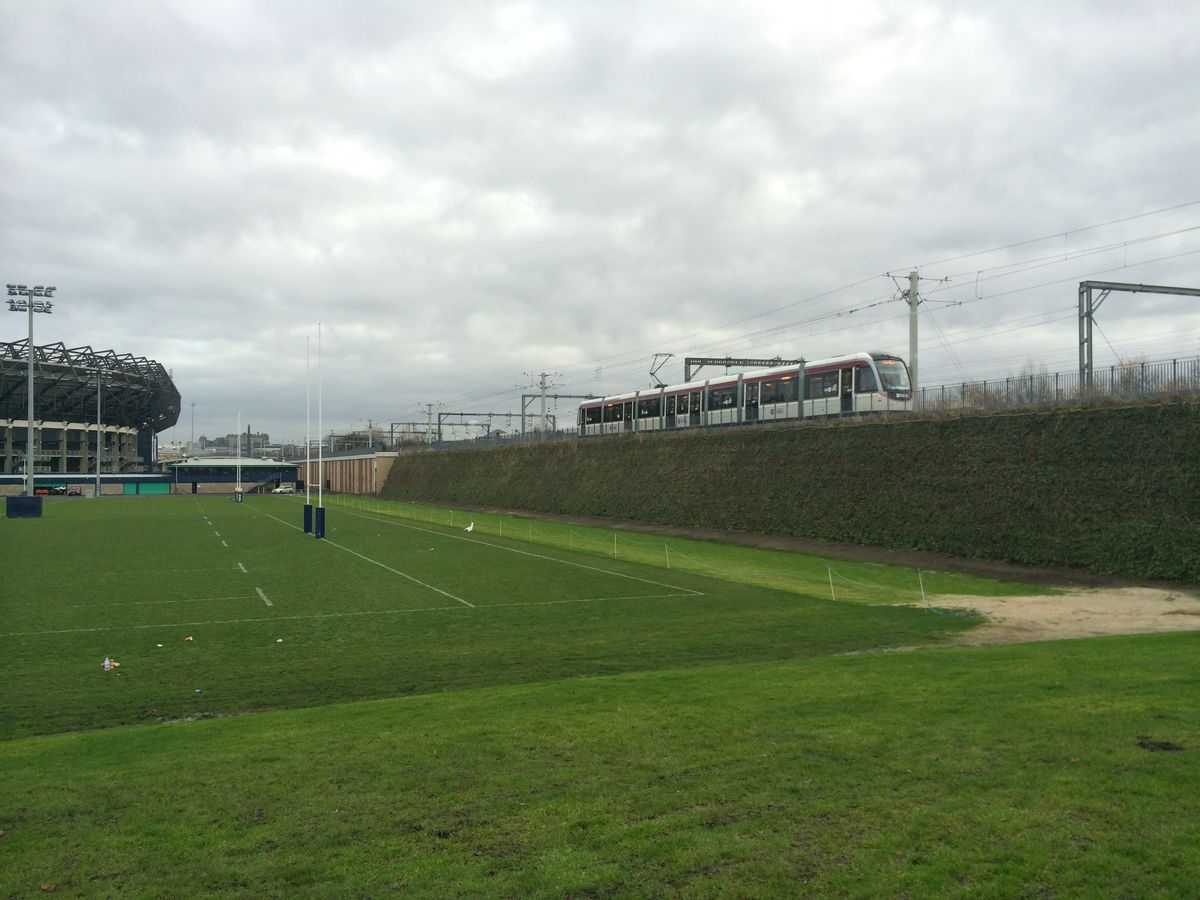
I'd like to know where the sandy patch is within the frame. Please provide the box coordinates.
[935,587,1200,645]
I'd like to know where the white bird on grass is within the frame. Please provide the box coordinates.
[465,521,475,532]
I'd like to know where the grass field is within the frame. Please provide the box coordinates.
[2,495,1197,896]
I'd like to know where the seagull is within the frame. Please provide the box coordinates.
[465,521,475,532]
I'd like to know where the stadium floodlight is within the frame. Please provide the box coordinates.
[94,364,103,499]
[7,283,57,497]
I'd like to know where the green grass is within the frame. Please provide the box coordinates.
[2,495,1194,896]
[1,495,1002,740]
[323,493,1050,605]
[3,636,1198,896]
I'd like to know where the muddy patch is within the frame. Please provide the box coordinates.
[935,587,1200,645]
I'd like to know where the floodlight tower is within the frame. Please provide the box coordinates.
[6,283,57,496]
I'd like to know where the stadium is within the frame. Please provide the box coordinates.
[0,338,180,491]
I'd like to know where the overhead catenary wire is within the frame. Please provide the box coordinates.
[434,204,1200,410]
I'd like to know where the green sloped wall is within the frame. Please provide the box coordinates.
[380,401,1200,581]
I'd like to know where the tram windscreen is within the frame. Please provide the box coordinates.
[876,358,911,391]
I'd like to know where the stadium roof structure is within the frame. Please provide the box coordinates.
[0,339,181,433]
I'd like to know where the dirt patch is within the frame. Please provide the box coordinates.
[935,587,1200,645]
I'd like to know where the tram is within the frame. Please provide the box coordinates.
[578,352,912,436]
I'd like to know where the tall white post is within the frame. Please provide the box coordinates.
[317,322,323,509]
[305,336,311,504]
[236,409,242,491]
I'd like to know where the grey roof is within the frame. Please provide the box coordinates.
[167,457,297,469]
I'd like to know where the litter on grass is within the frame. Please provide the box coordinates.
[101,657,120,671]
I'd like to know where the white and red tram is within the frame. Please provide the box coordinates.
[578,352,912,436]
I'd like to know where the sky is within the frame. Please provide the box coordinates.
[2,1,1199,446]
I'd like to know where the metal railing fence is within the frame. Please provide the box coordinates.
[404,354,1200,451]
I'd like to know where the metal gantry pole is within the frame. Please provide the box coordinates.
[908,270,920,411]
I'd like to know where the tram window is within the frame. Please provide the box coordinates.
[584,407,602,425]
[761,379,797,404]
[638,397,661,418]
[806,372,838,399]
[690,393,701,413]
[855,366,878,393]
[604,404,622,422]
[708,386,736,408]
[665,396,676,416]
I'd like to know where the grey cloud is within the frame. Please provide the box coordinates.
[1,0,1198,442]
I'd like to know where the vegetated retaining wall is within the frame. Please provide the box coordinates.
[379,400,1200,582]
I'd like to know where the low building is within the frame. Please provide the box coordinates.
[164,457,298,494]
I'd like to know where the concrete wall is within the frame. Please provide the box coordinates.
[296,452,397,495]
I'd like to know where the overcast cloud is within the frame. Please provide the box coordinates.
[3,1,1198,445]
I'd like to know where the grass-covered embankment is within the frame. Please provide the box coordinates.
[381,400,1200,581]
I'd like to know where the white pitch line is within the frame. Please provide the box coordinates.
[214,531,221,538]
[0,605,468,637]
[256,587,273,607]
[71,595,252,608]
[0,589,709,638]
[343,508,704,596]
[259,510,475,608]
[237,562,247,573]
[221,540,228,548]
[488,591,707,610]
[90,567,245,577]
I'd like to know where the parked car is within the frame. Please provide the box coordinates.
[271,485,296,494]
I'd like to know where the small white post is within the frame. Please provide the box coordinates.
[918,568,928,607]
[613,533,617,558]
[828,567,836,602]
[665,545,671,569]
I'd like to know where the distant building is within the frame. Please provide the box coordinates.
[165,457,298,494]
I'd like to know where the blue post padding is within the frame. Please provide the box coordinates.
[314,506,325,539]
[303,503,313,534]
[6,496,44,518]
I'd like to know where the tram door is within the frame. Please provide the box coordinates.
[840,368,855,413]
[623,401,634,431]
[744,382,759,422]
